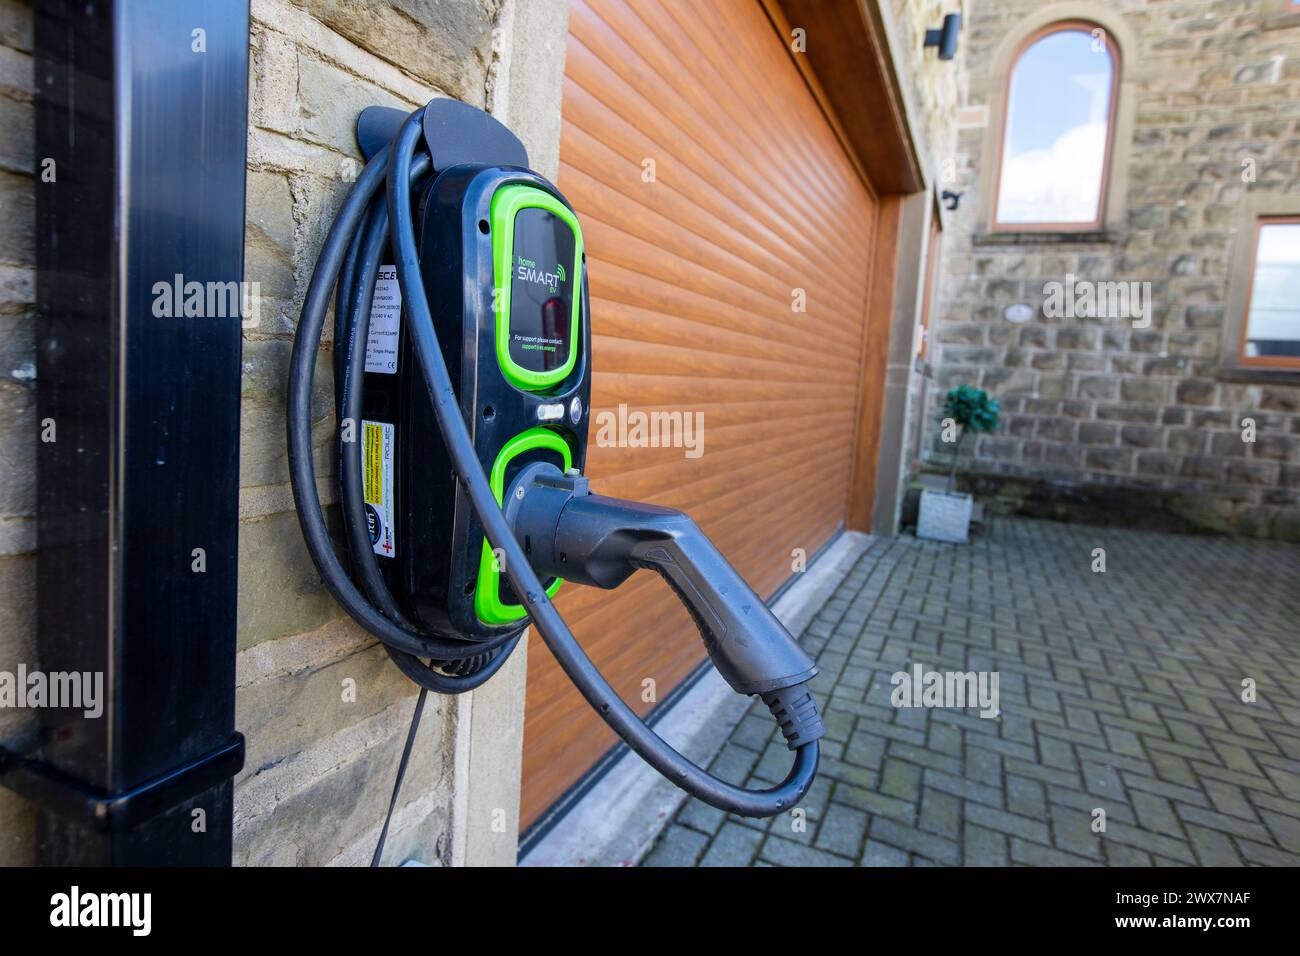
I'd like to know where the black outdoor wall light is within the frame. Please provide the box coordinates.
[924,13,962,60]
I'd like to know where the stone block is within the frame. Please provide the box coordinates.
[294,0,498,105]
[1079,422,1117,445]
[237,509,344,651]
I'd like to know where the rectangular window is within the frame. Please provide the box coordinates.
[1238,216,1300,367]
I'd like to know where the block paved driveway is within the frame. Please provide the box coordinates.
[642,517,1300,867]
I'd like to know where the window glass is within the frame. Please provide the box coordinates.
[995,28,1115,226]
[1242,221,1300,361]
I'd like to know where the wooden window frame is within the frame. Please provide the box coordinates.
[1234,214,1300,370]
[917,203,943,361]
[989,20,1122,234]
[1220,197,1300,384]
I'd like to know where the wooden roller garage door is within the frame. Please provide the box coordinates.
[521,0,879,829]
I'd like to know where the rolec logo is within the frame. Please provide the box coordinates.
[516,256,565,294]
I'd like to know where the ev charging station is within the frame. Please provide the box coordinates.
[288,100,826,855]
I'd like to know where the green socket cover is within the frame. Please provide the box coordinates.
[490,185,584,391]
[475,427,572,625]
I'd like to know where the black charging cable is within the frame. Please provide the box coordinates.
[333,154,520,694]
[287,105,820,844]
[295,147,519,866]
[370,685,427,867]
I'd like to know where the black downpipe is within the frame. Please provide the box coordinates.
[9,0,251,864]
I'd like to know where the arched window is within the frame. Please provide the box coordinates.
[992,22,1119,230]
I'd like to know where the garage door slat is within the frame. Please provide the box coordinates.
[560,27,872,281]
[520,0,876,829]
[558,89,871,309]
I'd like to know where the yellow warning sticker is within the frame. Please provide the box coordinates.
[362,420,395,558]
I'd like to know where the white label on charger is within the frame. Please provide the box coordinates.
[364,265,401,374]
[363,420,396,559]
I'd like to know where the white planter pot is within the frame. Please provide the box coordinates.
[917,489,973,544]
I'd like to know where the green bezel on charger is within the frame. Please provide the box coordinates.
[474,427,572,625]
[489,184,584,392]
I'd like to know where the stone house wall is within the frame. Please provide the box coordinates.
[236,0,568,866]
[889,0,970,178]
[0,0,36,867]
[0,0,569,866]
[920,0,1300,539]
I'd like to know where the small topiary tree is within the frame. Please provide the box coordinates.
[941,384,1000,493]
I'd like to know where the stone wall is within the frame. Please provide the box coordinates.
[921,0,1300,539]
[0,0,569,866]
[888,0,970,180]
[874,0,971,535]
[236,0,567,865]
[0,0,34,867]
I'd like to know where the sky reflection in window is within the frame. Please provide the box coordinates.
[996,28,1114,226]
